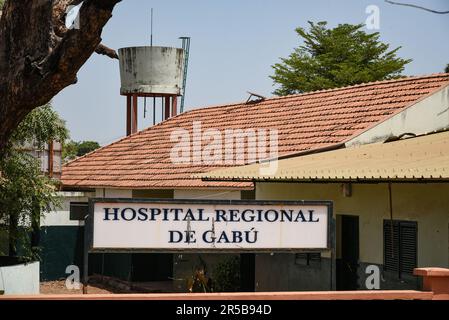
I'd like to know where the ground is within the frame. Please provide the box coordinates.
[40,280,116,294]
[39,276,174,294]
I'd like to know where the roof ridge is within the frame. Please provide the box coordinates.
[267,72,449,100]
[173,73,449,115]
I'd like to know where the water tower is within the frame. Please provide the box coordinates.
[118,38,190,136]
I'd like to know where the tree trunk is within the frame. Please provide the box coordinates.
[8,213,18,257]
[0,0,121,152]
[30,197,41,259]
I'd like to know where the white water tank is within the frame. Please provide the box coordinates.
[118,46,185,96]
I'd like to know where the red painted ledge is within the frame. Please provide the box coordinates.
[414,267,449,277]
[0,290,434,301]
[414,267,449,297]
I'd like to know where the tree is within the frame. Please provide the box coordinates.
[77,141,100,156]
[212,256,241,292]
[0,0,121,152]
[445,64,449,73]
[62,140,100,162]
[271,21,412,95]
[62,140,80,162]
[0,104,68,259]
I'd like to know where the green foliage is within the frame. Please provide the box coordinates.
[212,256,241,292]
[9,104,69,150]
[0,103,67,259]
[0,225,8,256]
[63,140,100,162]
[445,64,449,73]
[271,21,412,95]
[187,255,213,293]
[185,255,241,293]
[0,152,61,259]
[76,141,100,157]
[62,140,79,162]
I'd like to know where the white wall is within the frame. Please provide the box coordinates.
[44,189,240,227]
[41,189,241,227]
[41,192,94,227]
[0,262,40,295]
[347,85,449,146]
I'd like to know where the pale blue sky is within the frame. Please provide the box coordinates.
[53,0,449,145]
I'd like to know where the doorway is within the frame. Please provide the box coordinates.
[240,253,255,291]
[337,215,359,290]
[131,253,173,282]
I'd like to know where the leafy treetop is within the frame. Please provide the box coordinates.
[271,21,412,95]
[63,140,100,162]
[10,104,68,150]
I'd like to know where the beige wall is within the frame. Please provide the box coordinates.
[95,188,132,198]
[256,182,449,268]
[174,189,241,200]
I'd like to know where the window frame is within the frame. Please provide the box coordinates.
[383,219,418,279]
[69,202,89,221]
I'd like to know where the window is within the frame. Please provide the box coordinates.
[383,220,417,278]
[70,202,88,220]
[295,252,321,268]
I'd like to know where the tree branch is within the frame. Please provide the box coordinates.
[0,0,121,152]
[385,0,449,14]
[96,43,119,59]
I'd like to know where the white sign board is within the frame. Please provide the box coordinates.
[89,200,331,251]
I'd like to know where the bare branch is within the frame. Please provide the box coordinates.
[95,43,119,59]
[385,0,449,14]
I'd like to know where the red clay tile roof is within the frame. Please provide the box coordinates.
[62,73,449,190]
